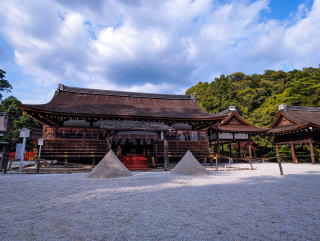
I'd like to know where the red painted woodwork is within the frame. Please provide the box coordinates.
[121,154,149,170]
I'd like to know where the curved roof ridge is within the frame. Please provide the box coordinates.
[284,109,309,124]
[286,105,320,112]
[58,84,194,100]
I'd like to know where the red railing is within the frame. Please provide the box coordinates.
[9,151,36,160]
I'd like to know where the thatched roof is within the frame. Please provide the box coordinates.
[268,105,320,134]
[20,85,219,121]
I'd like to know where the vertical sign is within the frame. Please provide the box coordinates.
[38,138,44,159]
[19,128,31,173]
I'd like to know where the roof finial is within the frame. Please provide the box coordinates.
[279,104,287,110]
[58,84,64,91]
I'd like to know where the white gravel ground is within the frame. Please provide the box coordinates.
[0,163,319,241]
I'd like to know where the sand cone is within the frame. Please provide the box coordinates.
[171,150,210,176]
[88,150,132,178]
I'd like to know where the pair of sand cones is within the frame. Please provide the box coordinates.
[88,150,209,178]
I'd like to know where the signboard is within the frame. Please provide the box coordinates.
[218,133,233,140]
[38,138,44,146]
[234,133,249,140]
[19,128,31,138]
[15,143,24,160]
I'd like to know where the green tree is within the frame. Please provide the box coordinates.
[0,69,37,147]
[0,96,22,119]
[186,66,320,156]
[0,69,12,99]
[15,113,37,129]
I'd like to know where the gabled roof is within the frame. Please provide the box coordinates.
[268,105,320,134]
[210,107,268,133]
[20,84,222,124]
[60,84,194,100]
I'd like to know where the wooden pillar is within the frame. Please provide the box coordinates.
[237,141,241,158]
[216,137,220,171]
[228,142,232,157]
[309,141,316,164]
[290,143,298,164]
[92,158,95,166]
[107,135,112,152]
[64,158,68,167]
[36,158,40,174]
[151,156,156,167]
[248,143,253,170]
[248,143,253,158]
[209,143,213,166]
[164,139,169,170]
[275,144,284,175]
[155,140,158,164]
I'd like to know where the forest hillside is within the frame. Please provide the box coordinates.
[186,66,320,127]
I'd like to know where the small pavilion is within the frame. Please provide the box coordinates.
[268,104,320,164]
[208,106,268,162]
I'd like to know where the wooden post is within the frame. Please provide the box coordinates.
[229,142,232,158]
[92,158,95,166]
[248,159,254,170]
[64,158,68,167]
[151,156,156,167]
[309,141,316,164]
[155,140,158,164]
[36,158,40,174]
[290,143,298,164]
[237,141,241,158]
[216,138,220,171]
[209,143,213,166]
[248,144,253,159]
[106,131,112,152]
[8,159,13,171]
[275,144,284,175]
[107,136,112,151]
[0,154,3,173]
[164,139,169,170]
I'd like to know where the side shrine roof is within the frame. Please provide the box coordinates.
[20,84,223,123]
[268,105,320,134]
[210,107,268,133]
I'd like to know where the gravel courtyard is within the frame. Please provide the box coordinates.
[1,163,319,241]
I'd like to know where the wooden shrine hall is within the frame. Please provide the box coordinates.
[268,104,320,164]
[20,84,228,168]
[208,106,268,162]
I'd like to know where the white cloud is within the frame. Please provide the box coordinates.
[0,0,319,104]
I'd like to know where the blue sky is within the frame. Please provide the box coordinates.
[0,0,319,104]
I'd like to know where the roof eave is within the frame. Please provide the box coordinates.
[19,105,222,122]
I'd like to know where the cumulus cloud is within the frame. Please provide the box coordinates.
[0,0,319,103]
